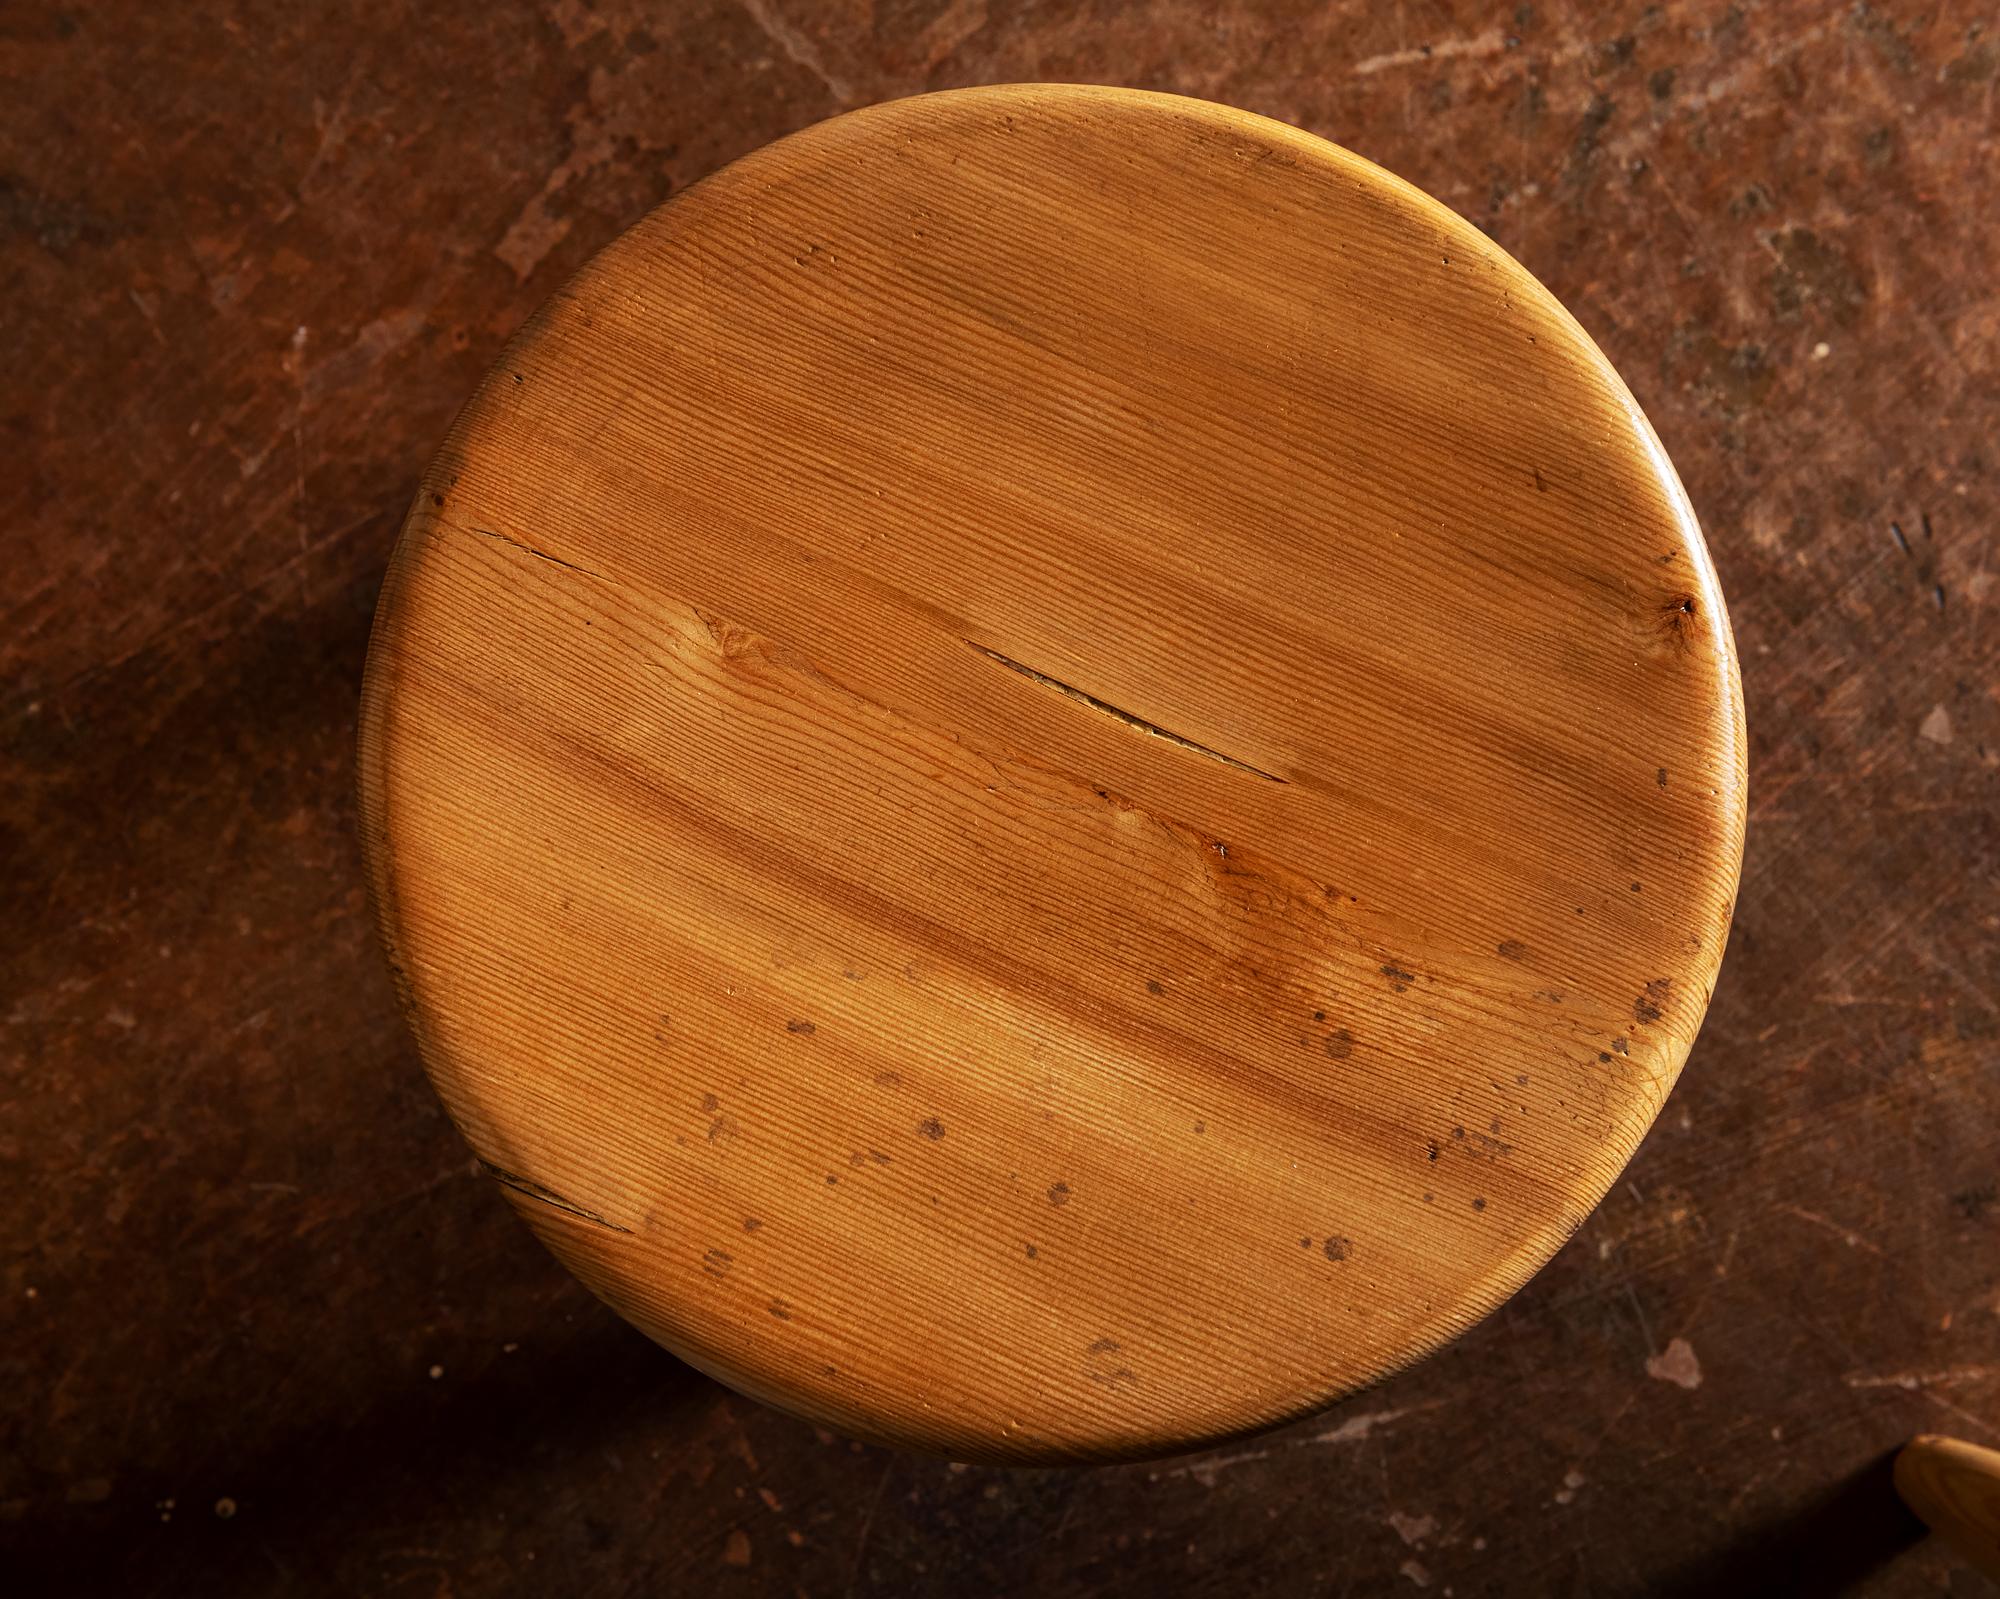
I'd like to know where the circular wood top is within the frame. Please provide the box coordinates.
[359,85,1746,1463]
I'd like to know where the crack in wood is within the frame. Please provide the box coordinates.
[466,524,603,581]
[479,1160,633,1232]
[963,641,1285,783]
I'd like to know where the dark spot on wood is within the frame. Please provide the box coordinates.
[1770,224,1866,324]
[743,1217,762,1232]
[786,1018,816,1035]
[1950,1184,1996,1221]
[1427,1139,1440,1162]
[1193,1120,1206,1134]
[1612,1037,1630,1055]
[1323,1236,1350,1262]
[702,1249,732,1276]
[1451,1123,1514,1160]
[1599,1052,1613,1063]
[1657,767,1669,788]
[824,1174,838,1185]
[1048,1182,1071,1207]
[430,491,445,507]
[768,1300,791,1320]
[1299,1236,1312,1248]
[868,1150,892,1165]
[700,1092,720,1113]
[1083,1341,1136,1387]
[1146,979,1164,995]
[1472,1197,1487,1211]
[1631,882,1642,893]
[1657,592,1700,652]
[1380,963,1416,992]
[1313,1009,1326,1022]
[1324,1029,1354,1060]
[917,1116,945,1140]
[1634,977,1672,1024]
[1497,940,1530,961]
[872,1070,901,1087]
[707,1116,736,1143]
[1025,1243,1038,1258]
[1568,90,1614,175]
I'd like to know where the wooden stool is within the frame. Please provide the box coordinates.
[358,85,1746,1463]
[1897,1436,2000,1581]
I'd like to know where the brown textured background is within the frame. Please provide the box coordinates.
[3,1,1996,1594]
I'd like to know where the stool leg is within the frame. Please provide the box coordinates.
[1894,1434,2000,1581]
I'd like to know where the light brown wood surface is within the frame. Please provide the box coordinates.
[357,84,1746,1463]
[1896,1436,2000,1582]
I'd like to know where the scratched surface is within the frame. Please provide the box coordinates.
[2,1,1995,1594]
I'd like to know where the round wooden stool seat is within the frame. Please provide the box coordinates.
[359,84,1746,1463]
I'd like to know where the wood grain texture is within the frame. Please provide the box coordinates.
[357,83,1745,1462]
[1895,1436,2000,1582]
